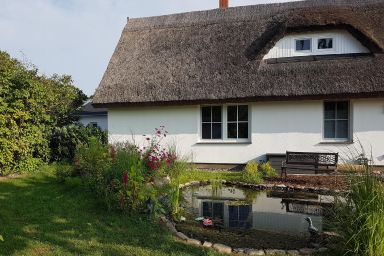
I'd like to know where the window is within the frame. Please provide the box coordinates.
[324,101,349,140]
[227,105,249,139]
[201,106,222,139]
[318,38,333,49]
[228,204,252,228]
[202,201,224,221]
[295,39,311,51]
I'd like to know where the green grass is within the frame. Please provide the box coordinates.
[0,167,224,256]
[179,170,244,184]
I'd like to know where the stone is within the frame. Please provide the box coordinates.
[202,241,213,248]
[213,243,232,254]
[317,247,328,253]
[175,232,188,241]
[299,248,316,255]
[309,243,320,249]
[165,221,177,234]
[233,248,246,253]
[286,250,300,255]
[265,249,286,255]
[153,176,171,187]
[186,238,201,246]
[246,249,265,255]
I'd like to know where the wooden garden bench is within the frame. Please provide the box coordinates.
[281,151,338,179]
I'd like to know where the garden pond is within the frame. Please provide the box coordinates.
[176,184,338,250]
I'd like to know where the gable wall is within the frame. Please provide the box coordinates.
[108,99,384,166]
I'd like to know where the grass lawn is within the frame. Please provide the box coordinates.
[0,168,226,256]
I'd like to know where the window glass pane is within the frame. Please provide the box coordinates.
[238,105,248,121]
[318,38,333,49]
[203,202,212,217]
[202,123,211,139]
[324,120,335,138]
[337,102,349,119]
[227,123,237,138]
[212,123,222,139]
[324,102,336,119]
[239,205,251,220]
[213,202,224,220]
[227,106,237,122]
[202,107,211,122]
[336,120,349,139]
[238,123,249,139]
[212,106,222,122]
[296,39,311,51]
[228,206,238,221]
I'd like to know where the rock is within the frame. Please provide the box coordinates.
[159,215,167,223]
[153,176,171,187]
[180,216,186,221]
[213,243,232,254]
[186,238,201,246]
[265,249,286,255]
[233,248,246,253]
[175,232,188,241]
[246,249,265,255]
[202,241,213,248]
[299,248,316,255]
[317,247,328,253]
[190,181,200,186]
[286,250,300,255]
[274,184,287,190]
[165,221,177,234]
[310,243,320,249]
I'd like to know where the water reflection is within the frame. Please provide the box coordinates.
[182,185,336,237]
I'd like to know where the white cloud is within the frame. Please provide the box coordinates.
[0,0,300,95]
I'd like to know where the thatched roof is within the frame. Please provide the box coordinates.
[93,0,384,107]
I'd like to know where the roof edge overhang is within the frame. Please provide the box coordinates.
[92,92,384,108]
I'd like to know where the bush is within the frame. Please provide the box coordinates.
[74,137,111,192]
[242,161,262,184]
[333,167,384,256]
[50,124,107,162]
[55,162,75,183]
[259,162,277,177]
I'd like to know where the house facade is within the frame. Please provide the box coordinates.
[78,100,108,131]
[93,0,384,167]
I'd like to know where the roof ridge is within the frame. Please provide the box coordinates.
[126,0,382,30]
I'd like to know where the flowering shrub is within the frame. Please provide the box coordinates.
[71,126,186,216]
[141,127,177,173]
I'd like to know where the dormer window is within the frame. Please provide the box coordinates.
[263,29,370,61]
[318,38,333,49]
[295,39,311,51]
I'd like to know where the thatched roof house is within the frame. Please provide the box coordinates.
[93,0,384,168]
[93,0,384,107]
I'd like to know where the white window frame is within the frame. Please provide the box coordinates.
[317,37,334,51]
[294,38,312,52]
[322,100,351,142]
[198,104,251,144]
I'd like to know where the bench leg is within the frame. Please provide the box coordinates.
[281,167,287,181]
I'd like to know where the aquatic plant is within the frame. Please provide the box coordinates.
[333,166,384,256]
[242,161,262,184]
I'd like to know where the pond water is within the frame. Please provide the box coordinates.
[180,185,336,237]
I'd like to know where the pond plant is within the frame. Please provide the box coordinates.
[332,164,384,256]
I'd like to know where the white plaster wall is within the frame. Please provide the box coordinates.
[263,30,370,59]
[79,115,108,131]
[108,99,384,165]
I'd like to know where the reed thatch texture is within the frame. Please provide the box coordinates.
[93,0,384,107]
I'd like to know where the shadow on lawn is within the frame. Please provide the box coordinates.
[0,173,211,256]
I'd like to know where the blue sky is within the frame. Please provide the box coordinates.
[0,0,299,96]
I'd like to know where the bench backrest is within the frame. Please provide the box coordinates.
[286,151,338,166]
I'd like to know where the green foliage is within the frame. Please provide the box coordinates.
[333,167,384,256]
[259,162,278,177]
[74,137,112,191]
[55,162,75,183]
[0,51,86,175]
[50,124,107,162]
[242,161,262,184]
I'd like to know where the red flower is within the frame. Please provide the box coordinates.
[146,137,150,141]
